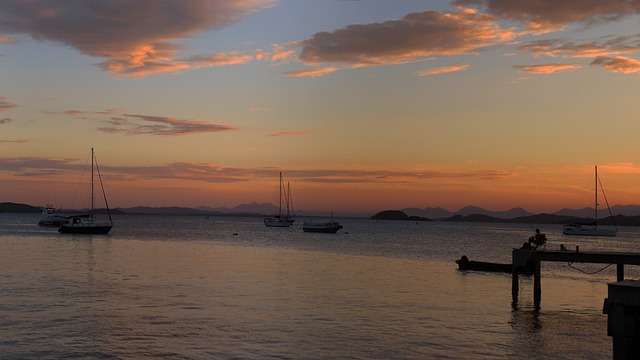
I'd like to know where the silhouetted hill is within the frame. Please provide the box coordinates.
[441,214,502,223]
[372,210,409,220]
[371,210,431,221]
[402,206,532,219]
[0,202,41,213]
[507,213,584,224]
[402,207,452,219]
[457,206,533,218]
[198,202,278,215]
[123,206,220,215]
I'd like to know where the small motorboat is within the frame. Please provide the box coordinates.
[38,204,69,227]
[455,255,513,273]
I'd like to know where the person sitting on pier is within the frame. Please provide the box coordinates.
[527,228,546,250]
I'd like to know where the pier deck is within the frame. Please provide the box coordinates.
[511,248,640,308]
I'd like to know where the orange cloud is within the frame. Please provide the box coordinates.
[186,51,255,68]
[591,56,640,74]
[0,35,18,44]
[520,36,640,59]
[297,8,515,67]
[0,0,276,77]
[268,131,306,137]
[415,64,470,76]
[514,63,581,74]
[454,0,640,33]
[284,67,339,77]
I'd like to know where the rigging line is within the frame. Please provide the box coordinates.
[94,151,113,224]
[597,175,616,228]
[71,152,91,211]
[567,262,612,274]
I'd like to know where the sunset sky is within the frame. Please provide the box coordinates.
[2,0,640,214]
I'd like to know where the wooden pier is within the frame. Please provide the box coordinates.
[511,248,640,308]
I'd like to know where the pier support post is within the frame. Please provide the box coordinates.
[617,264,624,282]
[512,267,519,302]
[533,256,541,309]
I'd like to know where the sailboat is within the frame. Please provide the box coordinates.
[562,165,617,237]
[303,212,343,233]
[264,172,295,227]
[58,148,113,234]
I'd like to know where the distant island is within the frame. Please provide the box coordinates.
[371,210,431,222]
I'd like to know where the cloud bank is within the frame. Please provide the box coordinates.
[100,114,235,136]
[0,0,275,77]
[0,156,513,184]
[298,8,514,68]
[454,0,640,32]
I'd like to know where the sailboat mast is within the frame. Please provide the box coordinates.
[278,172,283,217]
[595,165,598,225]
[287,182,292,218]
[91,147,95,221]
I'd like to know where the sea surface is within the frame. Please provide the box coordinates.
[1,214,638,359]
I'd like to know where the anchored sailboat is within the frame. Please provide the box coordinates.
[264,172,295,227]
[563,165,616,237]
[58,148,113,234]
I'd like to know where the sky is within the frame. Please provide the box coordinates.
[2,0,640,214]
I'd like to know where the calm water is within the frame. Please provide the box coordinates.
[1,214,638,359]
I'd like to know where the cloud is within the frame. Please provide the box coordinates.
[415,64,470,76]
[0,35,18,44]
[0,155,513,184]
[0,139,27,143]
[99,114,235,136]
[268,131,306,137]
[0,156,82,176]
[297,8,515,68]
[591,56,640,74]
[0,97,18,112]
[45,110,88,117]
[284,67,339,77]
[0,117,13,124]
[454,0,640,33]
[186,51,255,68]
[0,0,276,77]
[519,36,640,59]
[514,63,581,74]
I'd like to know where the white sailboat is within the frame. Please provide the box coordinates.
[264,172,295,227]
[58,148,113,234]
[563,165,617,237]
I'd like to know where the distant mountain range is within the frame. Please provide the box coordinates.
[400,205,640,219]
[4,201,640,221]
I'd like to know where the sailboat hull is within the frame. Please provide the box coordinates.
[562,224,616,237]
[264,218,292,227]
[58,224,113,235]
[302,221,343,233]
[58,224,113,234]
